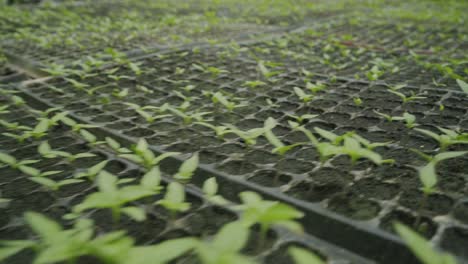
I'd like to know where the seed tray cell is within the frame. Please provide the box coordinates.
[0,93,370,264]
[11,44,467,262]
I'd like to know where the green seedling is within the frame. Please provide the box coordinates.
[243,80,267,88]
[11,95,25,106]
[234,191,304,249]
[306,81,327,93]
[353,97,363,106]
[266,98,280,108]
[289,246,325,264]
[351,133,391,150]
[42,63,70,76]
[65,78,90,91]
[125,103,170,123]
[120,139,179,169]
[375,111,418,128]
[286,114,318,124]
[0,120,31,131]
[387,83,407,91]
[212,92,246,112]
[60,116,98,132]
[415,127,468,150]
[155,181,191,223]
[194,122,231,139]
[72,169,162,222]
[29,177,83,192]
[163,104,211,125]
[288,121,338,163]
[108,75,133,82]
[0,152,38,170]
[112,88,129,99]
[0,212,138,264]
[30,107,60,118]
[194,221,254,264]
[223,124,265,146]
[123,237,197,264]
[394,223,457,264]
[105,137,132,154]
[202,177,229,206]
[174,153,199,182]
[293,87,314,102]
[387,89,426,104]
[74,160,108,181]
[3,118,50,142]
[128,62,143,76]
[0,106,9,115]
[136,85,153,94]
[456,79,468,94]
[38,141,96,162]
[264,117,303,156]
[337,136,386,165]
[414,150,467,195]
[257,60,281,79]
[80,129,104,146]
[366,65,384,81]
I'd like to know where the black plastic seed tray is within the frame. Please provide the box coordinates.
[9,42,468,262]
[0,93,372,264]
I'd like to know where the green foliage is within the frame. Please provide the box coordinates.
[289,247,325,264]
[120,139,180,169]
[174,153,199,182]
[415,127,468,150]
[264,117,303,156]
[394,223,457,264]
[72,170,162,222]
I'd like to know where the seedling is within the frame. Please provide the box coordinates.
[234,191,303,249]
[105,137,132,154]
[155,181,191,224]
[65,78,90,91]
[294,87,314,102]
[163,104,211,124]
[72,170,162,222]
[306,81,327,93]
[125,103,170,123]
[353,97,363,106]
[394,223,457,264]
[194,221,254,264]
[38,141,96,162]
[0,152,38,170]
[223,124,265,146]
[243,80,267,88]
[258,60,281,79]
[120,139,179,169]
[80,129,104,146]
[374,111,418,128]
[128,62,143,76]
[289,246,325,264]
[0,212,136,264]
[456,79,468,94]
[194,122,231,139]
[415,127,468,150]
[112,88,129,99]
[29,177,84,192]
[174,153,199,182]
[74,160,109,181]
[212,92,246,112]
[286,114,318,124]
[3,118,51,142]
[387,89,426,104]
[202,177,229,206]
[0,120,31,131]
[60,116,98,132]
[264,117,303,156]
[366,65,384,81]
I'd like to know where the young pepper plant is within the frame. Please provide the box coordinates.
[233,191,304,249]
[71,169,162,223]
[120,139,179,169]
[155,181,191,225]
[38,141,96,162]
[415,127,468,151]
